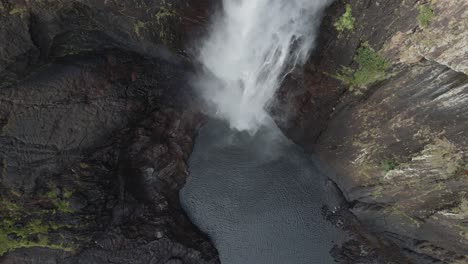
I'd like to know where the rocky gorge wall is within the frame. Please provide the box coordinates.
[274,0,467,263]
[0,0,219,263]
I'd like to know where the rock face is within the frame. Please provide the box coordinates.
[318,62,467,263]
[274,0,468,263]
[0,0,219,263]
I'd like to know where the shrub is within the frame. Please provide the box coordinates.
[334,4,355,32]
[417,4,434,28]
[333,43,389,91]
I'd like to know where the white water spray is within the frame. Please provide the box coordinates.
[195,0,332,132]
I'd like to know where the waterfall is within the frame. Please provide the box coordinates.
[195,0,332,133]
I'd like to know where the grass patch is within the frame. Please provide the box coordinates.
[417,4,434,28]
[332,43,389,91]
[334,4,355,32]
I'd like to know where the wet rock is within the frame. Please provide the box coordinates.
[69,194,88,211]
[6,233,21,242]
[382,0,468,74]
[0,0,218,262]
[316,61,468,263]
[273,0,468,263]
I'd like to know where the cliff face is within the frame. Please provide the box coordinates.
[275,0,467,263]
[0,0,219,263]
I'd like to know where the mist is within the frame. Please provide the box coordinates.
[195,0,332,133]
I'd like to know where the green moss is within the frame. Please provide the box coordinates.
[44,190,57,199]
[43,188,74,213]
[0,217,73,256]
[8,7,27,16]
[1,200,20,212]
[55,200,73,213]
[63,190,73,199]
[382,160,398,172]
[0,187,80,256]
[334,4,355,32]
[155,6,175,23]
[133,20,145,38]
[10,190,21,198]
[153,2,177,47]
[24,219,49,234]
[417,4,434,28]
[333,43,389,91]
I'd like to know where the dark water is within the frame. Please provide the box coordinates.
[180,120,347,264]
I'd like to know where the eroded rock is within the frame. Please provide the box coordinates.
[274,0,468,263]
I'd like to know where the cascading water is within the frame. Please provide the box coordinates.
[196,0,332,132]
[183,2,348,263]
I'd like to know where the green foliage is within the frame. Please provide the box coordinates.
[63,190,73,199]
[0,202,73,255]
[333,43,389,91]
[334,4,355,32]
[133,20,146,37]
[382,160,398,172]
[1,200,19,211]
[8,7,27,16]
[0,188,75,256]
[417,4,434,28]
[55,200,73,213]
[155,6,175,23]
[43,188,73,213]
[154,4,176,46]
[44,190,57,199]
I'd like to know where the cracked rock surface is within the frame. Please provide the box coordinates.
[272,1,468,263]
[0,0,218,263]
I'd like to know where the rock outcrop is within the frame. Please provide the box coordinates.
[274,0,467,263]
[0,0,219,263]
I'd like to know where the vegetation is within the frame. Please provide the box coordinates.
[382,160,398,172]
[134,20,146,38]
[417,4,435,28]
[334,4,355,32]
[155,6,176,24]
[43,188,74,213]
[154,3,177,46]
[0,199,71,255]
[8,7,27,16]
[0,188,76,256]
[333,43,389,91]
[133,0,177,47]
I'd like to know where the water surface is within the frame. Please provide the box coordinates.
[181,120,346,264]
